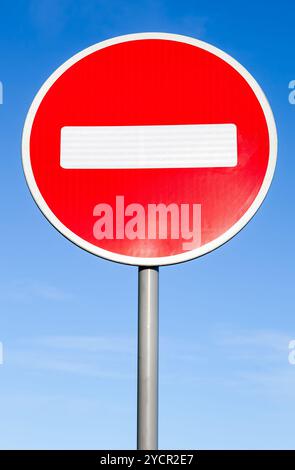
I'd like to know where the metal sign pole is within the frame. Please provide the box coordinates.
[137,266,159,450]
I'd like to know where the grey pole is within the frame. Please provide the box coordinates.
[137,266,159,450]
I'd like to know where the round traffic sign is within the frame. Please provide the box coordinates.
[22,33,277,266]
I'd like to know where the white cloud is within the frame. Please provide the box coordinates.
[219,329,290,352]
[6,334,135,380]
[215,328,291,363]
[35,335,135,354]
[9,350,132,380]
[4,327,295,396]
[0,279,73,302]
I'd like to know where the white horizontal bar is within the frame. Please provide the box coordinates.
[60,124,237,169]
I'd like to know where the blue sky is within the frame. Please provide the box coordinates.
[0,0,295,450]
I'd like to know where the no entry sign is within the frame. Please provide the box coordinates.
[22,33,277,266]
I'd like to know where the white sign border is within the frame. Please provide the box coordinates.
[22,32,277,266]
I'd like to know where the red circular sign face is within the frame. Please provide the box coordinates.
[22,33,277,266]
